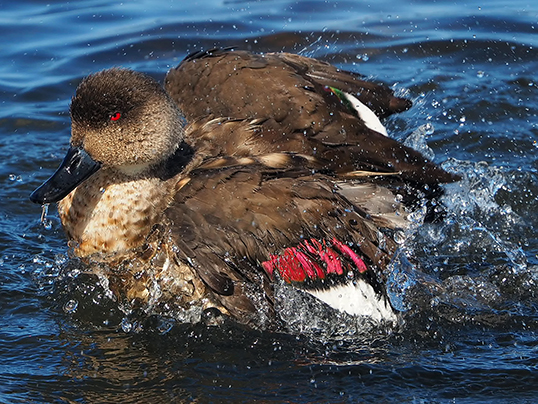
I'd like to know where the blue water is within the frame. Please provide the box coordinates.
[2,0,538,402]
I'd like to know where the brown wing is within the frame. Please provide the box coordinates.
[165,49,407,140]
[180,115,457,223]
[165,48,410,121]
[164,161,402,322]
[166,49,459,190]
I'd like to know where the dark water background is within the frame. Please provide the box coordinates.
[2,0,538,402]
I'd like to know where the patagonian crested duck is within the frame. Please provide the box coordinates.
[30,49,459,329]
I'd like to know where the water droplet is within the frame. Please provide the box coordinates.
[121,317,133,333]
[40,204,49,222]
[63,299,78,313]
[40,204,53,230]
[156,318,175,334]
[394,230,406,244]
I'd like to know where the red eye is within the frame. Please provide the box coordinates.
[110,112,121,121]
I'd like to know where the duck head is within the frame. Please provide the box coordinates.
[30,68,185,204]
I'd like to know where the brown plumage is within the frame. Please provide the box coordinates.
[30,49,459,329]
[167,49,457,191]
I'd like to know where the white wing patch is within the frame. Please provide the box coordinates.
[307,279,397,323]
[343,92,389,137]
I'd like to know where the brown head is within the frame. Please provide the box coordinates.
[70,68,185,173]
[31,68,186,204]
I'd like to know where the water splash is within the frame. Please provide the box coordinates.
[386,251,418,312]
[439,159,527,272]
[384,156,535,330]
[273,282,398,340]
[40,204,53,230]
[403,123,435,160]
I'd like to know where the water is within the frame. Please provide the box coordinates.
[2,0,538,402]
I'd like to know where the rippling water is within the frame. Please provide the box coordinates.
[2,0,538,402]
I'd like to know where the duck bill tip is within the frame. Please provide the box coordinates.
[29,146,101,204]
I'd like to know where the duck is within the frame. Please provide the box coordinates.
[30,49,459,330]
